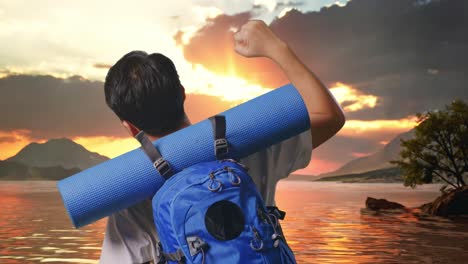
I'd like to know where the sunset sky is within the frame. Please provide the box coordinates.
[1,0,467,175]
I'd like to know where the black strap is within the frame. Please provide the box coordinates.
[135,131,173,179]
[209,115,228,160]
[210,115,226,140]
[266,206,286,220]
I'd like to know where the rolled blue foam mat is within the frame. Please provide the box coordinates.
[57,84,310,228]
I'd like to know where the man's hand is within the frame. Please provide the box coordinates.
[233,20,287,59]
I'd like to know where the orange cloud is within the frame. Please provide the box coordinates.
[379,140,389,145]
[0,130,45,160]
[341,117,418,135]
[93,63,111,69]
[329,82,378,112]
[351,152,372,158]
[179,12,290,88]
[337,116,419,143]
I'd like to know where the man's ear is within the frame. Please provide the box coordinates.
[122,120,140,137]
[181,84,186,101]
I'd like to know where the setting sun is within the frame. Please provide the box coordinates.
[185,64,273,102]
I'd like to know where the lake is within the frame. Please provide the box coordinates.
[1,181,467,263]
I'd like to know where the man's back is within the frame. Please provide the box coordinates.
[99,130,312,263]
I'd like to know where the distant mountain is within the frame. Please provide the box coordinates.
[321,129,415,177]
[6,138,109,170]
[0,160,80,181]
[283,174,318,181]
[317,167,403,183]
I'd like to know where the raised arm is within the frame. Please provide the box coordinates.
[234,20,345,149]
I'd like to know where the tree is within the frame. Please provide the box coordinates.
[391,100,468,190]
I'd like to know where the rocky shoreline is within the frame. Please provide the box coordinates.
[366,186,468,217]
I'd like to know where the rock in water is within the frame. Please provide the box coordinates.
[366,197,405,211]
[422,186,468,217]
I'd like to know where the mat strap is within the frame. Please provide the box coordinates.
[135,131,173,180]
[209,115,229,160]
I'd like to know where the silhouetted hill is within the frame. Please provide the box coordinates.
[317,167,403,183]
[0,160,80,181]
[321,130,415,177]
[7,138,108,170]
[283,174,318,181]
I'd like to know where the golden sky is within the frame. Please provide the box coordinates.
[0,0,424,175]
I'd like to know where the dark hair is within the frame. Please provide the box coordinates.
[104,51,185,136]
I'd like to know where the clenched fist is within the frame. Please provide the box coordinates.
[233,20,287,59]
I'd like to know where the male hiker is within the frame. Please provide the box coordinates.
[100,20,345,264]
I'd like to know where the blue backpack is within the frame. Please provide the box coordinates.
[136,115,296,264]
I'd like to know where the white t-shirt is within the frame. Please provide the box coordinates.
[99,130,313,264]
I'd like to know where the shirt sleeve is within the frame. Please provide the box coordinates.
[240,129,313,205]
[270,129,313,180]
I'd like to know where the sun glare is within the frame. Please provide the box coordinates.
[73,136,140,159]
[182,64,273,102]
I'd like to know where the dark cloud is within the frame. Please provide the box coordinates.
[179,0,468,120]
[0,75,124,139]
[0,69,12,74]
[0,75,230,139]
[93,63,112,69]
[347,70,468,120]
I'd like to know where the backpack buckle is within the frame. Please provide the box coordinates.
[187,236,209,256]
[153,158,172,178]
[266,206,286,220]
[214,138,229,158]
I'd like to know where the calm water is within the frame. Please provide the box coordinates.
[1,181,467,263]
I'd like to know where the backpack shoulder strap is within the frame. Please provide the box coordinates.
[135,131,173,180]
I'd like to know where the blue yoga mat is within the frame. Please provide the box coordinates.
[57,84,310,228]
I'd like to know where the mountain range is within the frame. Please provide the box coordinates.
[0,138,109,180]
[318,129,414,178]
[317,167,403,183]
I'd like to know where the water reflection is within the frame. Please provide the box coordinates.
[276,182,468,263]
[1,181,467,263]
[0,181,105,264]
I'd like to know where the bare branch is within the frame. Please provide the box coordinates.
[432,170,458,188]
